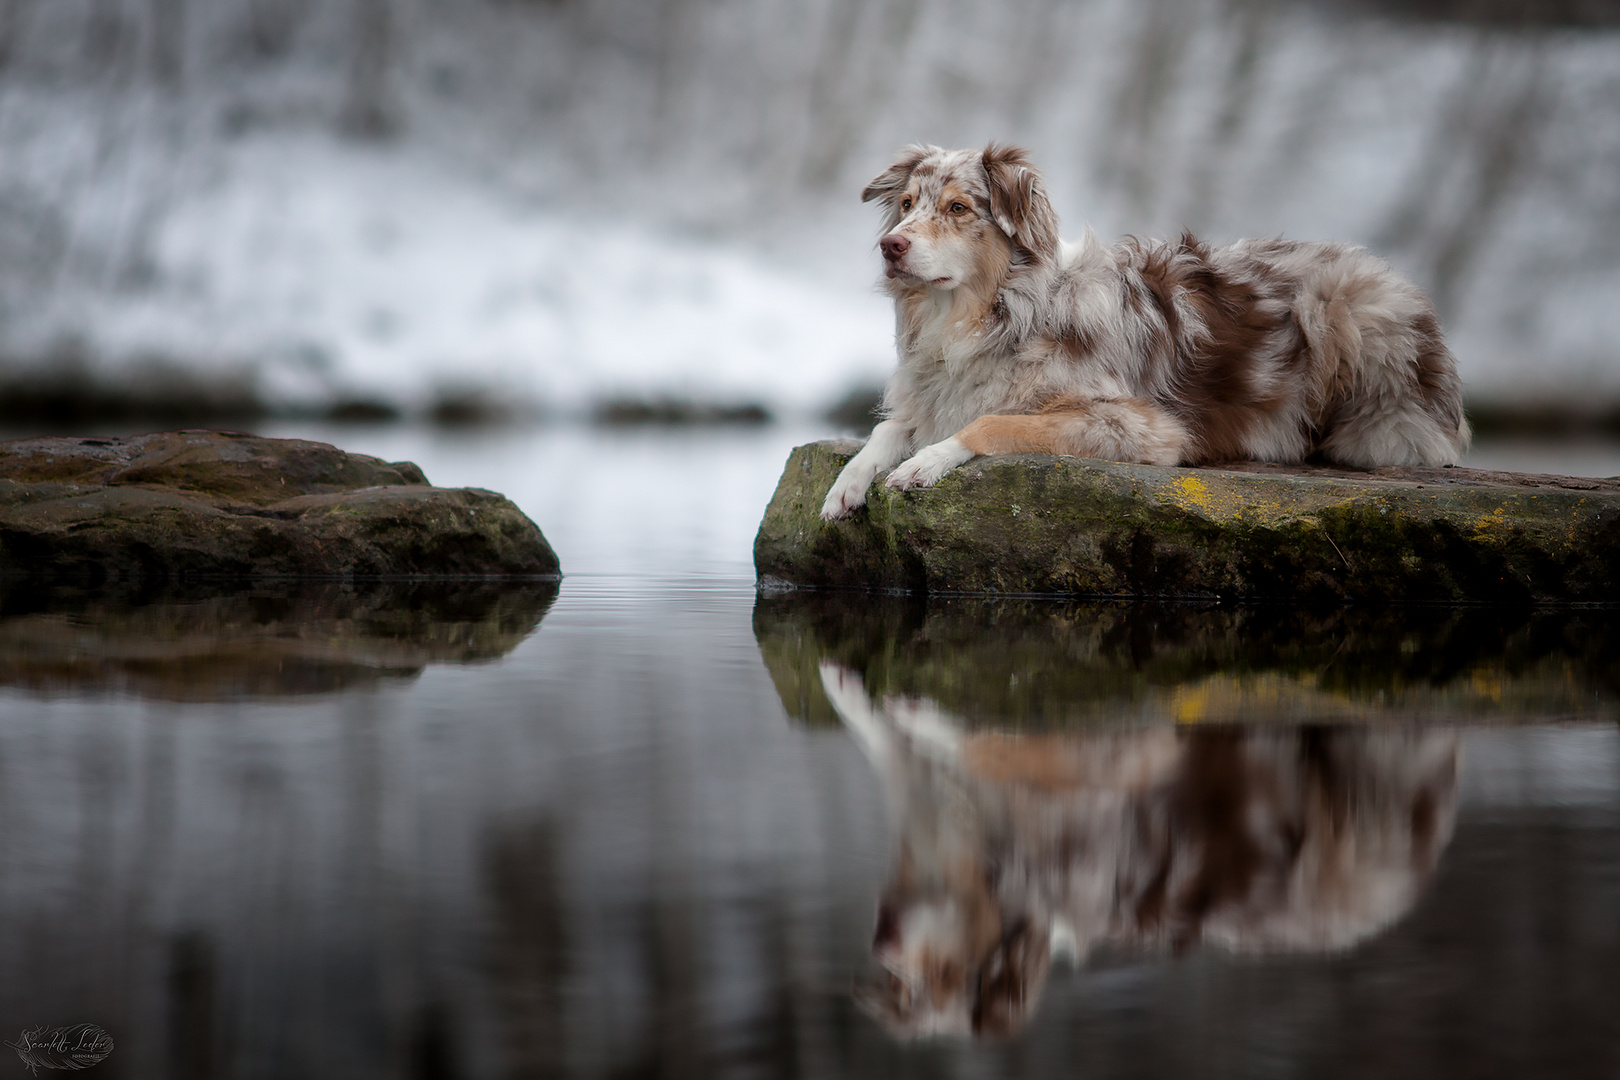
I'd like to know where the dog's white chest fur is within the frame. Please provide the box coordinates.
[895,296,1022,447]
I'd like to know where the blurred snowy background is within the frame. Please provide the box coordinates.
[2,0,1620,428]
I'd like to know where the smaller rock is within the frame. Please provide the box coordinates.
[0,431,559,583]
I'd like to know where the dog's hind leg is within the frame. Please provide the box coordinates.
[1318,398,1470,468]
[886,398,1190,490]
[1313,319,1471,468]
[1297,266,1470,468]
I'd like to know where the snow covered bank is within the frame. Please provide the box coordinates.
[0,126,894,421]
[4,0,1620,420]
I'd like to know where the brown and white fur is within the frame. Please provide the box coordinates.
[821,662,1459,1037]
[822,144,1471,520]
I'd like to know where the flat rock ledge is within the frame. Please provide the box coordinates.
[1,431,560,583]
[754,440,1620,603]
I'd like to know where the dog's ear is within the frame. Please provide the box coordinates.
[972,918,1052,1037]
[862,145,934,229]
[862,145,932,204]
[982,143,1059,263]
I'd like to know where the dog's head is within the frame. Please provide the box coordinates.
[862,143,1060,292]
[857,884,1053,1039]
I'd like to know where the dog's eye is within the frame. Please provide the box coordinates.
[901,197,913,211]
[950,202,969,215]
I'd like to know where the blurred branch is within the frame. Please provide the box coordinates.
[1336,0,1620,28]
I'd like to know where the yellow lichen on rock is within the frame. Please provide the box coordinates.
[1161,473,1253,522]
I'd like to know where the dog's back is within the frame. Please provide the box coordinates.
[1087,232,1469,467]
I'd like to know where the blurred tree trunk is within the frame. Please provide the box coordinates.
[83,0,128,68]
[1375,36,1548,315]
[800,0,921,191]
[0,0,25,72]
[344,0,399,138]
[148,0,185,87]
[1097,0,1199,223]
[1178,0,1274,232]
[244,0,308,58]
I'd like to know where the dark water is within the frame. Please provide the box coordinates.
[1,576,1616,1079]
[1,427,1618,1078]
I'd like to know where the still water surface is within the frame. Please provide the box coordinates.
[0,424,1617,1078]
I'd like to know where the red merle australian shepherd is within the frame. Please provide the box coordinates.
[822,143,1471,520]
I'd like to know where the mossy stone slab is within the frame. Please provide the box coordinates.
[0,431,560,583]
[754,440,1620,603]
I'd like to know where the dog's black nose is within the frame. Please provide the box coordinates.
[880,233,911,261]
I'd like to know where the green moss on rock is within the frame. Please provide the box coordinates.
[754,441,1620,603]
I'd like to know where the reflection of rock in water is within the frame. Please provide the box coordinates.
[754,591,1620,729]
[168,931,222,1080]
[821,664,1460,1038]
[484,821,570,1079]
[0,579,558,700]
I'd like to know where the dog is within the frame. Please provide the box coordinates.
[820,662,1460,1037]
[821,144,1471,520]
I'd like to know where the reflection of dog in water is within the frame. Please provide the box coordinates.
[821,662,1459,1038]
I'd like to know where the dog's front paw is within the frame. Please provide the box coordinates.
[821,471,872,520]
[885,438,975,492]
[818,659,865,701]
